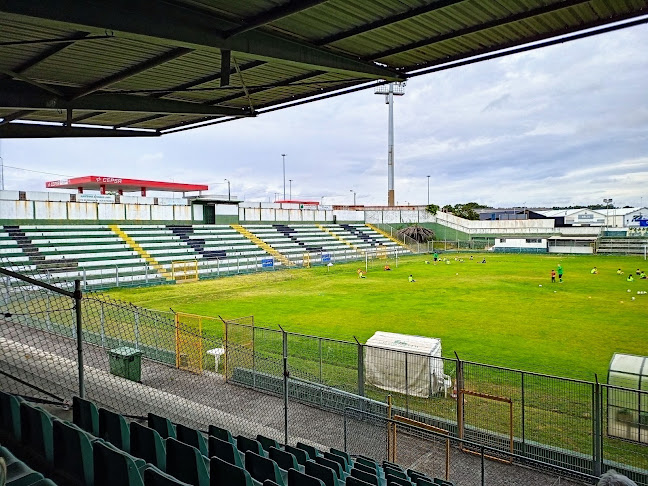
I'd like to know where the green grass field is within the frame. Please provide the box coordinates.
[107,253,648,381]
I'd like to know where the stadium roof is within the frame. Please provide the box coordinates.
[1,0,647,138]
[45,176,208,194]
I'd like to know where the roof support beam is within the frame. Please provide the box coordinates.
[69,47,193,100]
[0,80,254,116]
[0,0,403,80]
[224,0,331,38]
[112,59,266,128]
[0,124,160,138]
[160,70,328,131]
[2,31,90,79]
[0,32,89,125]
[367,0,594,61]
[0,110,35,126]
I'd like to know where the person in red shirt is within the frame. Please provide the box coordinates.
[551,269,556,283]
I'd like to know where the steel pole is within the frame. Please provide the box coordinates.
[387,84,395,206]
[282,154,286,200]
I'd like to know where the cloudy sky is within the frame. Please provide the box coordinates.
[1,23,647,208]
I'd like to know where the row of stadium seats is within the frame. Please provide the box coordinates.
[0,444,57,485]
[0,223,406,288]
[0,391,454,486]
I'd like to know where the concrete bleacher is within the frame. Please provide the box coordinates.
[0,223,409,288]
[123,225,273,278]
[0,225,167,288]
[597,237,648,255]
[240,223,406,265]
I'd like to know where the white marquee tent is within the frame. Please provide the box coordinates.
[365,331,449,398]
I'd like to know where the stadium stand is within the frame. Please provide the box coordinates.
[0,224,168,287]
[0,391,452,486]
[0,223,409,287]
[596,236,648,255]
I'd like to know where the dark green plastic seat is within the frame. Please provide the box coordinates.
[432,479,455,486]
[29,479,59,486]
[351,468,378,486]
[144,466,193,486]
[165,438,209,486]
[346,477,375,486]
[210,455,255,486]
[416,479,434,486]
[0,391,22,440]
[323,451,347,472]
[99,407,130,452]
[207,425,234,446]
[269,447,299,472]
[53,419,94,486]
[93,439,144,486]
[321,453,346,475]
[288,468,325,486]
[97,440,146,469]
[148,413,176,440]
[130,422,166,471]
[208,436,242,468]
[1,446,45,486]
[407,470,430,482]
[296,442,319,459]
[305,460,338,486]
[329,449,351,467]
[384,467,407,480]
[314,456,342,479]
[256,434,280,452]
[354,462,377,477]
[236,435,264,456]
[244,451,285,486]
[73,396,100,437]
[387,474,413,486]
[284,445,309,466]
[20,402,54,464]
[263,481,281,486]
[176,424,208,456]
[356,457,378,472]
[383,461,402,471]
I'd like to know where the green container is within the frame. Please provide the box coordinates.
[108,346,142,382]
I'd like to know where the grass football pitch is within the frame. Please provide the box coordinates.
[107,253,648,381]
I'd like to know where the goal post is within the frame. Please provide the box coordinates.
[171,259,198,282]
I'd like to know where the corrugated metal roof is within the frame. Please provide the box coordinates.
[0,0,646,137]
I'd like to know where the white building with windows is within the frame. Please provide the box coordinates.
[537,208,606,226]
[493,237,547,253]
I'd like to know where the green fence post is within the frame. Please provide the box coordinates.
[455,352,464,440]
[280,325,289,445]
[521,371,526,456]
[74,280,84,398]
[354,336,364,397]
[593,376,602,477]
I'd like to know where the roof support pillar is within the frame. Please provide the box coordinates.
[220,49,231,87]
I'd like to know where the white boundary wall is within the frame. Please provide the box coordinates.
[366,209,557,234]
[0,190,200,222]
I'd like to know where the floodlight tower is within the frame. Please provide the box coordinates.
[375,82,406,206]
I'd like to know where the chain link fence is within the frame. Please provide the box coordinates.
[1,264,647,485]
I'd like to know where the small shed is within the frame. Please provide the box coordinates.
[607,353,648,444]
[365,331,448,398]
